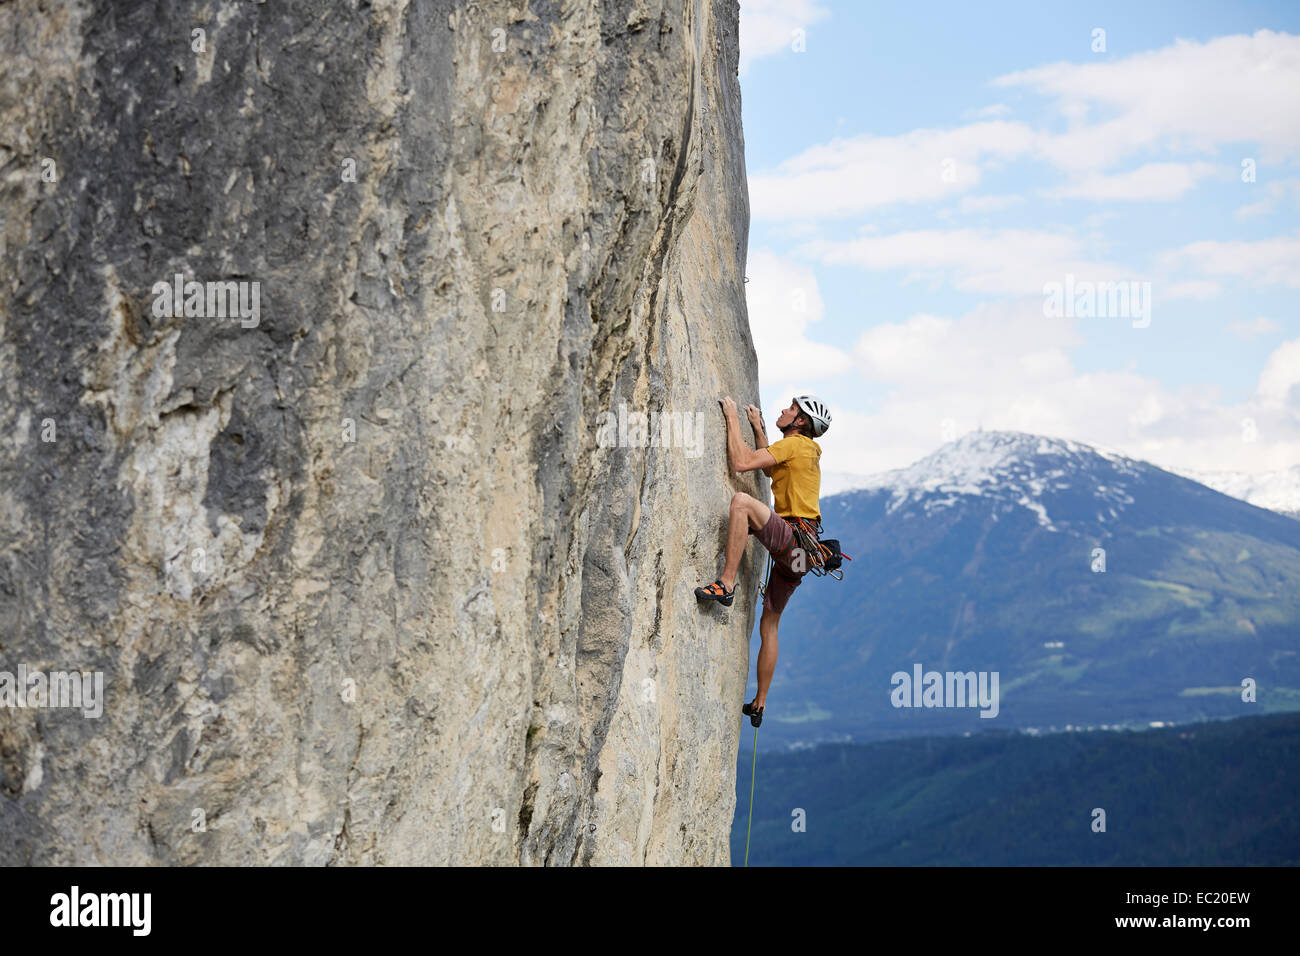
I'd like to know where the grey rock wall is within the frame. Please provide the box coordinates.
[0,0,761,864]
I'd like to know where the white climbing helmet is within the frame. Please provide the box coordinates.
[793,394,831,437]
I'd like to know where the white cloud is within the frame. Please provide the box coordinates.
[959,194,1024,214]
[1163,280,1222,300]
[738,0,830,74]
[1080,210,1121,231]
[1257,337,1300,409]
[740,31,1300,480]
[744,249,852,391]
[749,122,1036,221]
[994,31,1300,171]
[1159,232,1300,288]
[1048,162,1219,201]
[750,33,1300,225]
[853,301,1082,389]
[817,301,1300,479]
[1228,316,1282,339]
[964,104,1012,120]
[780,220,822,238]
[1235,177,1300,220]
[799,228,1133,296]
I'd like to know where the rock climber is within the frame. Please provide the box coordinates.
[694,394,831,727]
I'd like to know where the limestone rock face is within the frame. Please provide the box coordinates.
[0,0,760,865]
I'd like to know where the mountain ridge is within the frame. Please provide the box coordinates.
[748,428,1300,749]
[825,430,1300,521]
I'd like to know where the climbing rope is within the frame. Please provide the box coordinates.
[743,724,758,867]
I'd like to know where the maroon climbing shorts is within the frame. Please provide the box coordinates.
[751,510,805,615]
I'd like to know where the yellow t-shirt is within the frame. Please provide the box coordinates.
[764,434,821,519]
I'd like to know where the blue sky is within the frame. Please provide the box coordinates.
[737,0,1300,488]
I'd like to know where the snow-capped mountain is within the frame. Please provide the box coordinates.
[828,431,1300,523]
[831,430,1148,532]
[1168,465,1300,519]
[756,429,1300,749]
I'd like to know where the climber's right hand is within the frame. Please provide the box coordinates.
[744,404,764,429]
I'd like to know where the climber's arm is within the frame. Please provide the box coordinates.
[721,397,778,473]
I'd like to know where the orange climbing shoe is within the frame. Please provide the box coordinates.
[694,579,735,607]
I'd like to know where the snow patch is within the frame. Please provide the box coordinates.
[829,430,1144,530]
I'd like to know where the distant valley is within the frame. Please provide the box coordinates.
[732,712,1300,866]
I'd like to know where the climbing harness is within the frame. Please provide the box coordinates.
[743,724,758,867]
[760,516,852,595]
[786,515,849,578]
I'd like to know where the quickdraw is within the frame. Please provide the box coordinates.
[759,516,851,593]
[784,515,850,580]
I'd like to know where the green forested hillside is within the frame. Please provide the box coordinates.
[732,713,1300,866]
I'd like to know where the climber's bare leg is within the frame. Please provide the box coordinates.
[752,605,780,710]
[720,491,770,590]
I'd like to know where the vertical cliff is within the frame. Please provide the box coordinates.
[0,0,761,864]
